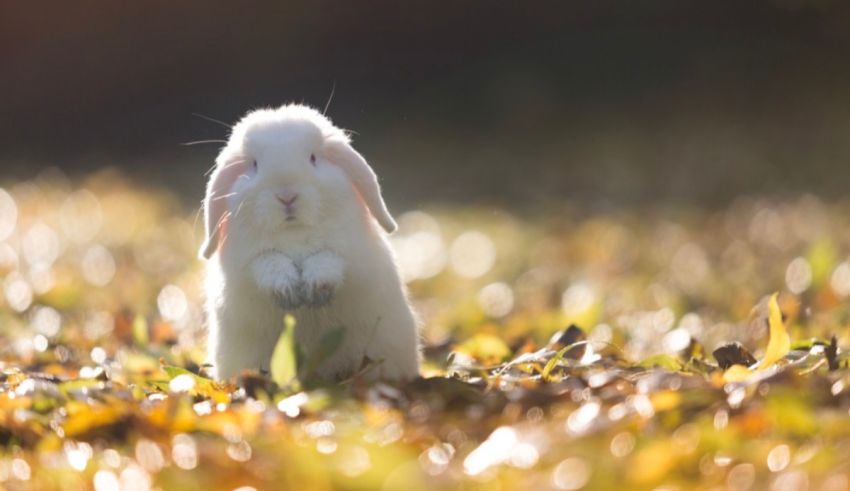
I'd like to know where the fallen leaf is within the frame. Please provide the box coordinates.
[638,354,684,372]
[713,342,757,370]
[547,324,587,360]
[454,333,512,365]
[722,364,752,383]
[760,293,790,368]
[271,314,299,388]
[826,335,839,371]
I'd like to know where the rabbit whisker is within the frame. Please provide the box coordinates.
[192,112,233,129]
[211,209,232,241]
[204,159,247,176]
[323,81,337,116]
[181,139,228,146]
[230,196,250,222]
[217,197,250,247]
[192,205,204,236]
[221,159,248,168]
[208,192,238,203]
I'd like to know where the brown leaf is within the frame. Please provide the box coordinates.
[826,335,839,371]
[547,324,587,360]
[712,342,757,370]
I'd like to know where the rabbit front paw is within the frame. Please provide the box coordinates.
[299,280,335,307]
[272,286,305,310]
[299,251,344,308]
[252,253,304,310]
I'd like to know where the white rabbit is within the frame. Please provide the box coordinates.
[200,104,420,382]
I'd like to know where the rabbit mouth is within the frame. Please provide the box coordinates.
[282,205,298,222]
[282,207,301,223]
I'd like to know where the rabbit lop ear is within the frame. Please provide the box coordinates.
[200,157,250,259]
[325,140,398,234]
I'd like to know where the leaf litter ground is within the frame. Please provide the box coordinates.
[2,172,850,490]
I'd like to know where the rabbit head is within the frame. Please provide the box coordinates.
[200,104,397,259]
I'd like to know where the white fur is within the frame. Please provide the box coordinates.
[202,104,420,381]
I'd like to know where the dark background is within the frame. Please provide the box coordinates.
[3,1,850,210]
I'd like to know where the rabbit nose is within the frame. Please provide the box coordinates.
[276,189,299,206]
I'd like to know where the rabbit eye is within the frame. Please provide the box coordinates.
[310,153,316,166]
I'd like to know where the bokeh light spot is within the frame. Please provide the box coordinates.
[158,284,188,322]
[30,305,61,337]
[785,257,812,294]
[552,457,591,490]
[93,470,120,491]
[22,223,61,266]
[60,189,103,243]
[830,262,850,297]
[4,272,33,312]
[561,283,595,317]
[82,244,116,287]
[768,444,791,472]
[610,432,635,458]
[392,211,448,282]
[449,231,496,279]
[172,434,198,470]
[0,188,17,242]
[477,282,514,318]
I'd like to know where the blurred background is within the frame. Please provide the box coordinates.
[3,0,850,211]
[3,0,850,361]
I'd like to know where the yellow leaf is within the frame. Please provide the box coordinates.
[454,334,511,365]
[650,390,681,412]
[760,293,790,368]
[63,404,125,438]
[271,314,299,388]
[627,440,676,484]
[722,364,752,383]
[161,364,231,405]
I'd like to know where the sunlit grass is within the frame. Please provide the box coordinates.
[2,170,850,490]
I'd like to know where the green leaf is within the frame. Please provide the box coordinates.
[302,327,346,377]
[271,314,299,388]
[162,364,195,380]
[132,315,149,346]
[638,354,684,372]
[541,341,588,381]
[807,238,837,287]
